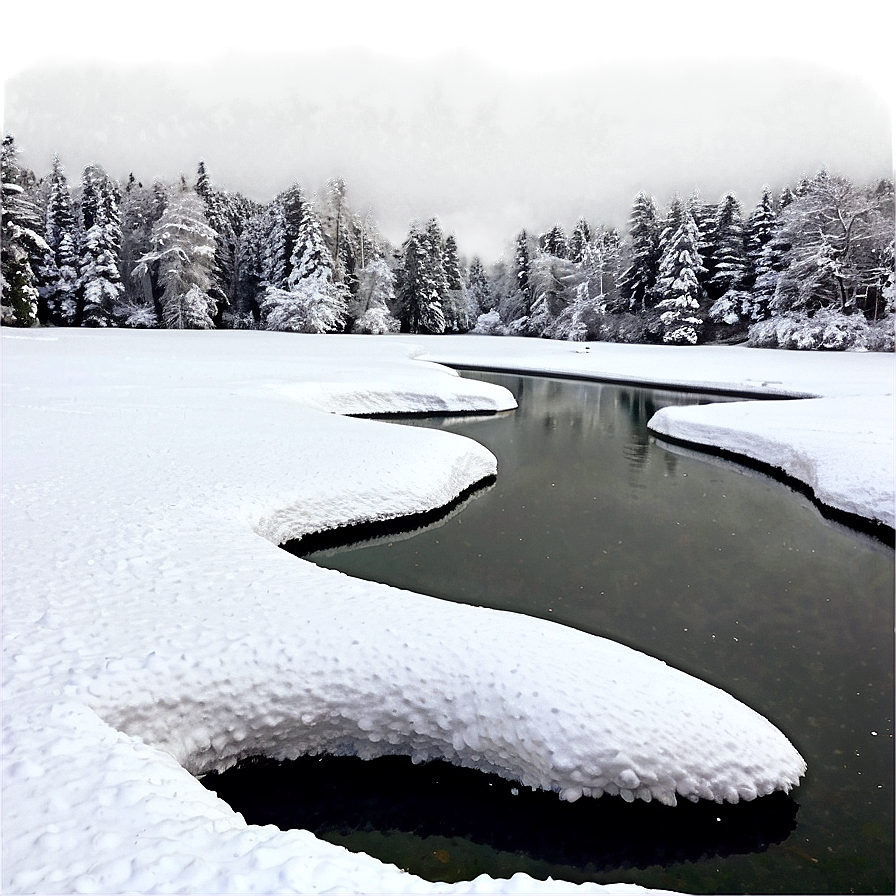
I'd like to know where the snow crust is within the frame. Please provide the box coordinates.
[418,335,895,529]
[2,328,864,895]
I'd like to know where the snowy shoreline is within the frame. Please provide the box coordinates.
[3,329,890,895]
[415,335,895,533]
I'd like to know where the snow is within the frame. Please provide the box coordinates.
[416,335,895,529]
[6,328,889,894]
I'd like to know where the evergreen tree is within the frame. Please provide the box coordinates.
[654,205,706,344]
[1,136,48,326]
[467,255,493,313]
[709,192,748,300]
[568,217,592,264]
[541,223,568,259]
[78,164,123,326]
[262,199,348,333]
[40,154,80,324]
[744,187,777,287]
[132,185,218,329]
[509,228,533,321]
[440,232,472,331]
[396,222,445,334]
[619,192,660,311]
[779,185,796,209]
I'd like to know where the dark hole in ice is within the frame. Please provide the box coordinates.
[201,753,798,883]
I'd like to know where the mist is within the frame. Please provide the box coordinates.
[4,48,891,260]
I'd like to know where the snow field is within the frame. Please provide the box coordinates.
[4,328,870,894]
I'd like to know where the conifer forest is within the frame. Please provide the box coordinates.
[2,134,893,351]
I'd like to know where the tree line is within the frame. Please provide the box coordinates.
[2,134,893,351]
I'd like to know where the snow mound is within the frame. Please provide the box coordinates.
[3,329,806,894]
[648,396,895,528]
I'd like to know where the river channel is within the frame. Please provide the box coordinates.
[206,371,894,894]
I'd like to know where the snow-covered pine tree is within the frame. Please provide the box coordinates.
[709,192,747,300]
[78,164,124,326]
[568,217,592,264]
[687,191,717,297]
[441,232,472,331]
[778,185,796,209]
[744,187,777,288]
[262,199,348,333]
[504,228,534,327]
[259,200,290,290]
[396,222,445,334]
[351,257,400,333]
[618,192,660,312]
[654,204,706,344]
[541,224,568,259]
[467,255,493,314]
[234,210,269,324]
[1,135,49,326]
[39,154,80,324]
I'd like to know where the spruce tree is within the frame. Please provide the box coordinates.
[541,224,568,259]
[655,205,706,344]
[467,256,493,313]
[709,192,748,300]
[78,164,123,326]
[396,222,445,334]
[568,217,592,264]
[619,192,660,311]
[41,154,79,324]
[262,200,348,333]
[744,187,777,288]
[1,135,49,326]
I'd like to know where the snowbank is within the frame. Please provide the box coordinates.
[0,329,850,895]
[417,335,895,531]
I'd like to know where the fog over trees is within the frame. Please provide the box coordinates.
[2,134,893,350]
[4,68,894,238]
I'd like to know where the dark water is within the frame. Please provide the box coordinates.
[207,372,894,894]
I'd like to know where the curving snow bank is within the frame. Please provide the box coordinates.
[2,329,811,894]
[648,396,895,529]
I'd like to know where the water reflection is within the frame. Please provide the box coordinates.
[203,754,799,882]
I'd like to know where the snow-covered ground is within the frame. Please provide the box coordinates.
[416,335,895,530]
[3,329,890,895]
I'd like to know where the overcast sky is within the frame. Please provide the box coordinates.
[3,0,893,256]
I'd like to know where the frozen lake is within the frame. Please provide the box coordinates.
[209,371,894,893]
